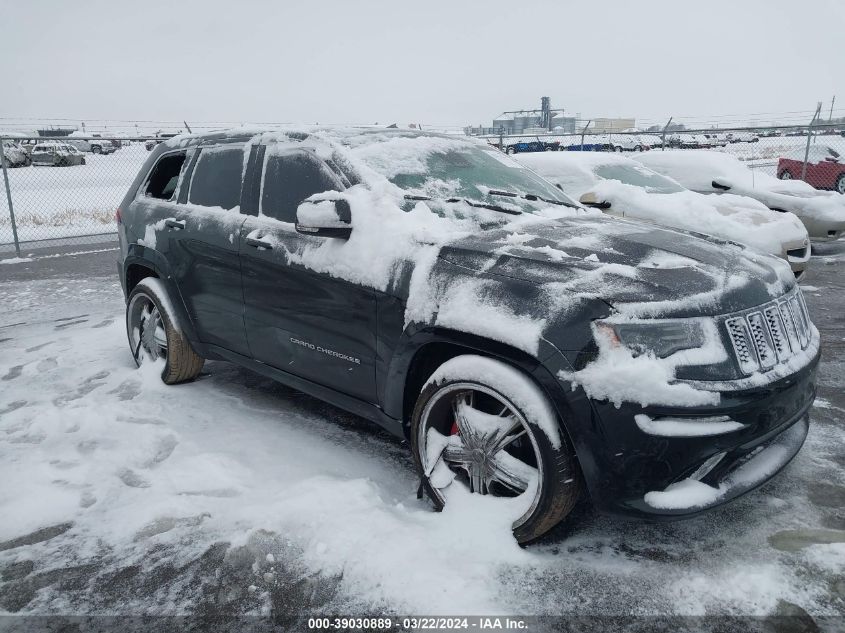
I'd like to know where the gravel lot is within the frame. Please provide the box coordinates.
[0,241,844,626]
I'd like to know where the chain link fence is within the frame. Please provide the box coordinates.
[2,126,844,257]
[476,123,845,186]
[0,136,158,256]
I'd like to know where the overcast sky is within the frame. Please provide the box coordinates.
[1,0,843,129]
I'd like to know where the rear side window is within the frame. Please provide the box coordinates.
[189,146,244,210]
[144,152,186,201]
[261,150,342,223]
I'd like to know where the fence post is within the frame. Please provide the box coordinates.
[661,117,673,151]
[0,137,21,258]
[800,103,822,182]
[580,120,591,151]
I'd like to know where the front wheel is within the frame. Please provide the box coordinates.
[836,174,845,194]
[126,277,204,384]
[779,170,793,180]
[411,355,582,544]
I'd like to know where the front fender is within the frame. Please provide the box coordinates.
[122,246,206,356]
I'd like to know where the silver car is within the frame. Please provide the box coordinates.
[30,143,86,166]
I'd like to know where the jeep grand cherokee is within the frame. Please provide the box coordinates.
[116,129,820,543]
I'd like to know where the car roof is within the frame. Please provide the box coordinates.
[162,127,466,150]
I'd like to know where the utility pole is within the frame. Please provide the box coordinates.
[830,95,836,122]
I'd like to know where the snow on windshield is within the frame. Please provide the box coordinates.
[516,152,685,196]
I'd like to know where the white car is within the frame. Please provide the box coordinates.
[516,152,811,278]
[636,150,845,242]
[2,140,30,167]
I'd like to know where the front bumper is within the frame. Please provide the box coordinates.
[546,347,819,520]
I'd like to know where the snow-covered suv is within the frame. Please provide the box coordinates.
[117,129,820,543]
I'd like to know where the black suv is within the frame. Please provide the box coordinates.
[117,129,820,543]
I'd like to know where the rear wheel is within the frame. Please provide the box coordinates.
[779,170,793,180]
[411,355,582,544]
[126,277,204,384]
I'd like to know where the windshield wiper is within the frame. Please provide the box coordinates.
[487,189,581,210]
[403,194,522,216]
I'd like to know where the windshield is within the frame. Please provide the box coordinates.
[593,163,685,194]
[356,136,581,212]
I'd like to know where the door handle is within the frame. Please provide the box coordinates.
[165,218,185,230]
[246,236,273,249]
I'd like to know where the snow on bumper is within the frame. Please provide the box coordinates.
[642,414,809,512]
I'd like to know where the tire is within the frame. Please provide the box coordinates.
[836,174,845,194]
[126,277,204,384]
[506,146,515,155]
[614,146,623,153]
[410,355,582,544]
[779,170,793,180]
[92,145,102,154]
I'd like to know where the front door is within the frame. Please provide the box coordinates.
[239,145,378,402]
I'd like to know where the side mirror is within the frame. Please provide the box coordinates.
[712,180,731,191]
[295,197,352,239]
[579,191,611,209]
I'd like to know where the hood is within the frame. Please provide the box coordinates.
[437,214,795,318]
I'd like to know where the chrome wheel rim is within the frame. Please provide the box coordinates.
[781,171,792,180]
[837,178,845,194]
[418,382,543,529]
[127,293,168,363]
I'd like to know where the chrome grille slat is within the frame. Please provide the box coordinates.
[764,306,790,361]
[788,296,809,348]
[747,312,777,369]
[778,301,800,351]
[725,317,758,375]
[723,288,814,376]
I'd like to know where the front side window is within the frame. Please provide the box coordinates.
[189,145,244,210]
[144,152,187,201]
[260,149,343,223]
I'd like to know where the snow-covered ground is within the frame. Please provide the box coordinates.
[0,145,148,245]
[1,248,844,621]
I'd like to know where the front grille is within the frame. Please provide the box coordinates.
[724,288,813,375]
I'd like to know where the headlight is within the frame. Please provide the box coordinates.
[594,319,708,359]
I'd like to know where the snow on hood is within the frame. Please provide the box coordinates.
[438,214,795,318]
[635,150,845,225]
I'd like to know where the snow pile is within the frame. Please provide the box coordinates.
[0,282,536,614]
[517,151,808,257]
[559,319,725,408]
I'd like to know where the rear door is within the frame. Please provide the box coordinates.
[238,143,379,402]
[134,143,250,355]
